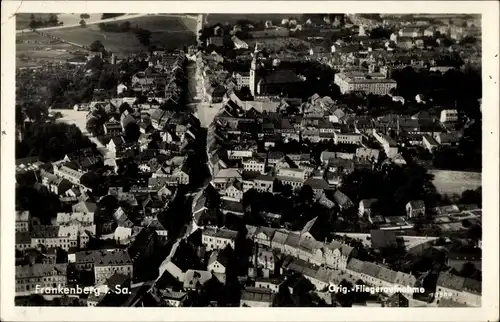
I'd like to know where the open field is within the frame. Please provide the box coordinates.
[46,26,146,52]
[16,13,105,30]
[428,170,482,195]
[16,32,80,67]
[205,14,303,25]
[44,15,197,53]
[16,13,53,29]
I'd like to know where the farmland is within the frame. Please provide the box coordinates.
[44,15,197,53]
[205,14,303,26]
[428,170,482,195]
[16,32,79,67]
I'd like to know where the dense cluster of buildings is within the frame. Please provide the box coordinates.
[14,13,482,308]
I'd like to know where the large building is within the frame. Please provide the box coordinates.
[93,249,133,285]
[334,72,397,95]
[249,46,304,98]
[15,263,68,296]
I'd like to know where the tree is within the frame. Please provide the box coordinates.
[135,28,152,46]
[101,13,124,20]
[124,122,140,143]
[80,19,87,28]
[90,40,105,52]
[460,262,477,278]
[48,14,59,25]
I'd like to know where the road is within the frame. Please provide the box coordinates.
[16,13,199,34]
[185,60,221,128]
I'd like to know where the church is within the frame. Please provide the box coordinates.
[249,44,305,98]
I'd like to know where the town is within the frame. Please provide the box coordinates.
[14,13,482,308]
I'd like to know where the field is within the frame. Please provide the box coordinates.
[16,32,79,67]
[16,13,105,30]
[428,170,482,195]
[205,14,303,26]
[44,15,197,53]
[16,13,52,29]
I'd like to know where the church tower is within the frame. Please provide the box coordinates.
[249,43,261,97]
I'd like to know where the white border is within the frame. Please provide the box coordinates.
[2,1,499,321]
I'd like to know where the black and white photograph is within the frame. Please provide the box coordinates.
[1,1,499,321]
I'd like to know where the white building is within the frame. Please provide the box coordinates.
[334,132,363,145]
[15,263,68,296]
[93,249,133,285]
[15,211,30,232]
[440,109,459,123]
[334,72,396,95]
[202,227,238,251]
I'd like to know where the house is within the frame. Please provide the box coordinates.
[254,276,285,293]
[223,180,244,201]
[207,250,229,274]
[253,175,275,193]
[72,201,97,216]
[202,227,238,251]
[242,158,266,174]
[423,135,439,152]
[53,164,85,186]
[15,232,32,250]
[435,272,481,307]
[15,211,31,233]
[15,263,68,296]
[93,249,133,285]
[106,136,126,155]
[254,227,276,248]
[240,287,275,307]
[104,121,123,136]
[127,228,157,282]
[220,198,246,216]
[303,178,330,197]
[183,269,213,291]
[384,292,409,307]
[406,200,425,218]
[333,190,354,210]
[255,247,276,274]
[359,199,378,218]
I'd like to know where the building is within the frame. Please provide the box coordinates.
[440,109,459,123]
[15,263,68,296]
[398,28,423,38]
[435,272,481,307]
[334,72,396,95]
[334,132,363,145]
[233,72,250,90]
[16,211,31,232]
[56,212,94,227]
[373,130,399,158]
[346,258,418,298]
[240,287,275,307]
[207,250,229,274]
[359,199,378,218]
[202,227,238,251]
[406,200,425,218]
[423,135,439,152]
[231,36,249,49]
[242,158,266,174]
[249,53,304,97]
[127,228,157,282]
[54,164,84,185]
[93,249,133,285]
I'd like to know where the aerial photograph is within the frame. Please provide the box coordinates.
[14,12,482,308]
